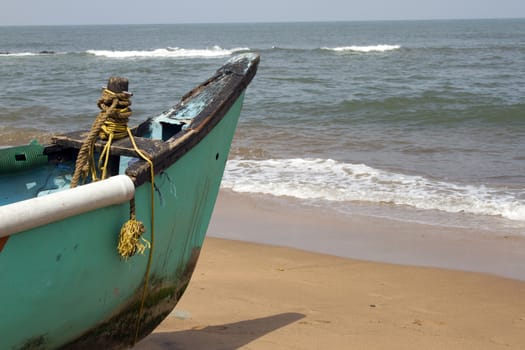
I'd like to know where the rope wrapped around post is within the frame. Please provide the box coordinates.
[70,79,132,188]
[68,77,155,258]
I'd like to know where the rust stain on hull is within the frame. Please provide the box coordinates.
[0,236,9,253]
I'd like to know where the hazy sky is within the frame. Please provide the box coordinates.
[1,0,524,25]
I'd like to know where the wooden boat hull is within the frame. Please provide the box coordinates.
[0,53,259,349]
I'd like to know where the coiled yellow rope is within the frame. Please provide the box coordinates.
[71,88,132,187]
[71,87,154,259]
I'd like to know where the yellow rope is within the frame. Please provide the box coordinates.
[111,125,156,346]
[70,85,157,345]
[117,198,150,258]
[132,135,156,345]
[92,89,157,344]
[70,88,132,187]
[117,127,155,259]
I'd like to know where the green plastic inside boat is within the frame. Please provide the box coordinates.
[0,140,48,174]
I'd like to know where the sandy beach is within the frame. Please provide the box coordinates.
[134,191,525,349]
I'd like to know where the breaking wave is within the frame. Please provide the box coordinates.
[86,46,250,59]
[0,51,57,57]
[222,158,525,222]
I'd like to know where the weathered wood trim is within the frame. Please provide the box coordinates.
[52,132,169,159]
[127,54,259,185]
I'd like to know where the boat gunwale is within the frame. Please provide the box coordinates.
[126,53,260,186]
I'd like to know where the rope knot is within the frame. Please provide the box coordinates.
[117,217,150,259]
[71,86,135,186]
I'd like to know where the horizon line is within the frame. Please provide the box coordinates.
[1,16,524,27]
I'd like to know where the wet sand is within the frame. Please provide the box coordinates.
[135,191,525,349]
[209,191,525,281]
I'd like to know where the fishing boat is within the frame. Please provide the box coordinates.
[0,53,259,349]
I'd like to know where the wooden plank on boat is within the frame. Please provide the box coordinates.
[52,131,169,159]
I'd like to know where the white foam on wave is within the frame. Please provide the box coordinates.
[0,52,48,57]
[86,46,249,59]
[222,158,525,222]
[324,44,401,53]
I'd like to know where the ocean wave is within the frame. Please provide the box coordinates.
[222,158,525,222]
[0,45,397,58]
[323,45,401,53]
[0,51,57,57]
[86,46,250,59]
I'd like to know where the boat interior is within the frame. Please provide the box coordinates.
[0,101,201,206]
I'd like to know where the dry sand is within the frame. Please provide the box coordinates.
[135,191,525,349]
[135,238,525,349]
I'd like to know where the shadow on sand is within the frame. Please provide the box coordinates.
[134,312,305,349]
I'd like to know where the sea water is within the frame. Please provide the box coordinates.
[1,20,524,234]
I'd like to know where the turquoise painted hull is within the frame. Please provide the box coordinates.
[0,54,259,349]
